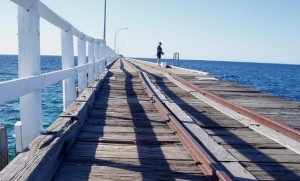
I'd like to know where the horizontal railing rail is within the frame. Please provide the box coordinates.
[12,0,95,43]
[0,57,103,104]
[0,0,119,153]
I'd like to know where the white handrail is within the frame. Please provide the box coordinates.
[39,2,72,32]
[12,0,100,43]
[10,0,36,10]
[0,58,105,104]
[2,0,119,152]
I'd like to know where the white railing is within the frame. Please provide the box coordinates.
[0,0,119,152]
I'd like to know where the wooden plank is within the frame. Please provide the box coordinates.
[88,110,163,120]
[0,126,8,171]
[0,116,82,180]
[242,162,300,180]
[227,148,300,163]
[86,117,167,125]
[61,156,197,166]
[80,125,174,135]
[65,144,192,160]
[88,107,159,114]
[205,128,286,149]
[94,96,150,103]
[54,165,206,181]
[76,132,180,144]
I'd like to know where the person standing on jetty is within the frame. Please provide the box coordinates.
[156,42,164,67]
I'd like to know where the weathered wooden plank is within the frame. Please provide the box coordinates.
[85,116,165,123]
[91,102,156,111]
[76,133,180,144]
[88,110,163,120]
[93,106,157,113]
[227,148,300,163]
[0,116,83,180]
[101,84,143,90]
[54,167,205,181]
[94,96,150,103]
[97,89,148,96]
[56,165,204,177]
[74,87,96,102]
[96,94,149,101]
[88,107,159,114]
[85,118,167,128]
[0,126,8,171]
[241,162,300,180]
[81,125,174,134]
[65,144,192,160]
[56,163,205,173]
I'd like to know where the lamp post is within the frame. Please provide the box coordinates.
[114,27,128,52]
[118,43,125,54]
[103,0,107,41]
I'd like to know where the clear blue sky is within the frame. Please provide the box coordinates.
[0,0,299,64]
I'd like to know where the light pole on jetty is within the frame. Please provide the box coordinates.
[103,0,107,41]
[114,28,128,52]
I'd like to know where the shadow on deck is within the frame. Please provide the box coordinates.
[53,60,206,180]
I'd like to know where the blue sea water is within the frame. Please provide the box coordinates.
[0,55,70,160]
[1,55,300,160]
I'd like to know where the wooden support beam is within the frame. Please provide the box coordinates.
[0,126,8,171]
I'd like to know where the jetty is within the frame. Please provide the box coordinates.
[0,0,299,180]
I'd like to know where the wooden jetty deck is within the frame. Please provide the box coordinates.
[53,60,206,180]
[1,58,299,180]
[126,58,300,180]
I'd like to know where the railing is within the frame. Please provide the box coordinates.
[173,52,180,67]
[0,0,119,152]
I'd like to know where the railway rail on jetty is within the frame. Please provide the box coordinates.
[1,58,300,180]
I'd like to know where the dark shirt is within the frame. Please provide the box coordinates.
[157,45,163,56]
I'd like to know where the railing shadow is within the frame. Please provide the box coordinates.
[135,65,299,180]
[119,60,205,180]
[52,71,112,180]
[53,60,205,180]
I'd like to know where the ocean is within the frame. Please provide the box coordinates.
[0,55,65,160]
[1,55,299,160]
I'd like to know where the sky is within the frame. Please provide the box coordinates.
[0,0,299,64]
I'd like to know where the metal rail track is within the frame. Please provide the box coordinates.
[124,59,233,181]
[130,60,300,142]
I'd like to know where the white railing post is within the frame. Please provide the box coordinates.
[88,41,95,83]
[99,41,105,73]
[4,0,117,153]
[107,47,113,64]
[104,45,108,68]
[95,41,100,76]
[61,28,75,111]
[16,0,42,152]
[78,37,87,92]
